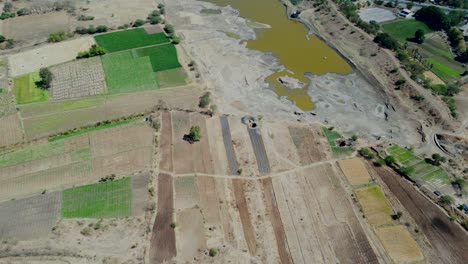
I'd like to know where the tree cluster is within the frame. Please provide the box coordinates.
[76,45,107,59]
[374,33,400,51]
[415,6,464,30]
[75,25,108,35]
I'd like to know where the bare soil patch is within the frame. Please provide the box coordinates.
[159,111,173,172]
[375,225,424,263]
[0,191,61,240]
[175,208,206,262]
[0,113,24,147]
[376,166,468,264]
[190,113,215,174]
[171,111,193,174]
[131,173,150,216]
[8,37,95,77]
[229,116,258,176]
[261,121,300,171]
[150,173,176,263]
[174,176,199,211]
[424,71,445,85]
[288,125,328,165]
[50,57,106,100]
[2,11,70,42]
[338,158,371,186]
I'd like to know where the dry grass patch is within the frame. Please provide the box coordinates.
[375,225,424,263]
[355,186,394,226]
[338,158,371,186]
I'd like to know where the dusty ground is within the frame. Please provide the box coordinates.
[8,37,95,77]
[375,225,425,263]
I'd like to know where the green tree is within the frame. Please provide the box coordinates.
[164,24,175,34]
[384,155,396,165]
[38,68,53,89]
[374,33,400,51]
[0,35,5,43]
[448,10,465,26]
[189,126,201,142]
[431,153,447,165]
[172,36,180,44]
[358,148,375,159]
[16,8,30,16]
[209,248,218,257]
[415,6,450,30]
[414,29,425,44]
[149,15,161,24]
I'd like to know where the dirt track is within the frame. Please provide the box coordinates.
[150,173,176,263]
[376,166,468,264]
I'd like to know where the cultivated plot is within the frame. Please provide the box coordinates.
[0,113,24,147]
[62,177,132,218]
[288,125,328,165]
[133,44,182,72]
[355,186,394,227]
[375,225,424,263]
[50,57,107,100]
[95,28,169,53]
[0,192,61,240]
[101,51,159,94]
[13,71,48,104]
[157,68,187,88]
[0,123,154,202]
[338,158,371,186]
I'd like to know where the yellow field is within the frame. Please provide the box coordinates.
[338,158,371,186]
[355,186,394,226]
[375,225,424,263]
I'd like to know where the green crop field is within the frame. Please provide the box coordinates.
[62,177,132,218]
[322,127,354,157]
[382,19,433,43]
[157,68,187,88]
[387,145,451,183]
[95,28,170,53]
[13,72,49,104]
[133,44,182,72]
[101,51,159,94]
[426,58,460,82]
[0,140,64,168]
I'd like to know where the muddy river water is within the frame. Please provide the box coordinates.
[205,0,352,110]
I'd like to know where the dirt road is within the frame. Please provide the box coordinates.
[376,167,468,264]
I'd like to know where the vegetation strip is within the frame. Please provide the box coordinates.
[48,117,140,142]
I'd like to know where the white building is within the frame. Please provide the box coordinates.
[398,8,413,18]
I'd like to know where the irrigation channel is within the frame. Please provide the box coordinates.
[204,0,352,110]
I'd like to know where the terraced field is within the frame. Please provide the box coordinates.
[387,145,451,188]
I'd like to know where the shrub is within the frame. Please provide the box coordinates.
[209,248,218,257]
[399,166,415,177]
[384,155,396,165]
[133,19,145,27]
[75,26,88,34]
[157,3,165,9]
[172,36,180,44]
[78,14,94,21]
[80,227,92,236]
[96,25,108,33]
[391,211,403,220]
[87,25,97,34]
[373,159,385,167]
[0,12,15,20]
[149,15,162,24]
[16,8,30,16]
[48,31,68,43]
[199,92,211,108]
[441,195,454,205]
[358,148,375,159]
[76,45,107,59]
[0,35,5,43]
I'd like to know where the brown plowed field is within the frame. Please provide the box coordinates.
[171,111,193,174]
[262,178,293,264]
[150,173,176,263]
[272,164,379,264]
[232,179,257,255]
[376,167,468,264]
[190,113,215,174]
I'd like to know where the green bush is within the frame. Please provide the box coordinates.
[76,45,107,59]
[189,126,201,141]
[0,12,15,20]
[199,92,211,108]
[209,248,218,257]
[38,68,53,90]
[16,8,30,16]
[48,31,68,43]
[358,148,375,159]
[0,35,5,43]
[171,36,180,44]
[96,25,108,33]
[164,24,175,34]
[374,33,400,51]
[78,15,94,21]
[133,19,146,27]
